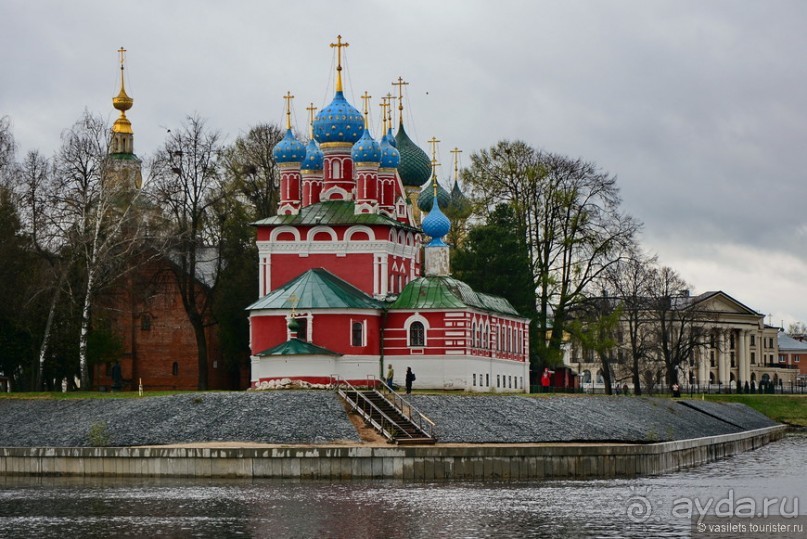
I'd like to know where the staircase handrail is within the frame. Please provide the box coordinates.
[333,376,420,442]
[368,375,436,440]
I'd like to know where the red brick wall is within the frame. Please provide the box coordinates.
[93,259,245,391]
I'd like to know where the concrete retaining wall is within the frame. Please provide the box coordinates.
[0,425,786,480]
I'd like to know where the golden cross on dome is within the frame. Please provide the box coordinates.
[451,147,462,181]
[306,102,317,137]
[116,46,128,92]
[392,76,409,125]
[428,136,441,164]
[283,91,294,130]
[386,93,396,127]
[360,91,372,127]
[428,136,441,196]
[330,35,349,92]
[379,98,388,133]
[289,292,299,316]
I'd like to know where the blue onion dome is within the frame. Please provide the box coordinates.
[313,91,364,144]
[446,180,472,218]
[351,128,381,163]
[422,191,451,246]
[395,124,431,187]
[417,180,451,212]
[379,132,400,168]
[386,127,397,148]
[301,139,324,171]
[272,128,306,163]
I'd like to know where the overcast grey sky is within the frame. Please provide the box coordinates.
[2,0,806,325]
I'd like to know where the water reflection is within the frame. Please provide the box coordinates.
[0,433,803,538]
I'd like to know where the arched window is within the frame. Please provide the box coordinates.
[351,321,364,347]
[332,160,341,179]
[409,321,425,347]
[172,362,179,376]
[471,322,477,348]
[482,324,488,349]
[582,370,591,384]
[499,326,503,351]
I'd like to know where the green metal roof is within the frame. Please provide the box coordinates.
[389,276,520,316]
[108,152,141,161]
[256,338,340,357]
[247,268,384,311]
[252,200,419,232]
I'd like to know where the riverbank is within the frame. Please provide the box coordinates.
[0,392,780,446]
[703,394,807,426]
[0,425,786,480]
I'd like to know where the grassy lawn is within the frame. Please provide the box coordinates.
[704,394,807,427]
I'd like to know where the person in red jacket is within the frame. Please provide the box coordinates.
[541,368,553,393]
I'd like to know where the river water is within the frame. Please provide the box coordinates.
[0,433,804,538]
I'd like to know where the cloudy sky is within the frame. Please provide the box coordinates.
[2,0,806,325]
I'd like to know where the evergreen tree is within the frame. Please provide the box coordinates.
[452,204,539,364]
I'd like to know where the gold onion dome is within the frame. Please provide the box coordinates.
[112,47,133,135]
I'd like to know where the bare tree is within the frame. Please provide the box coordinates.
[604,254,660,395]
[220,123,282,219]
[463,141,641,367]
[0,116,15,182]
[150,115,225,390]
[646,266,711,388]
[51,111,148,388]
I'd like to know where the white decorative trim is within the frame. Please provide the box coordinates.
[404,313,430,347]
[307,225,338,242]
[269,226,301,242]
[320,185,353,201]
[344,225,376,242]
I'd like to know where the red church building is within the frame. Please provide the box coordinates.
[248,37,529,392]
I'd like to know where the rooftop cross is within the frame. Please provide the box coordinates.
[450,147,462,181]
[428,136,441,197]
[330,35,349,92]
[360,91,372,128]
[392,76,409,125]
[305,102,317,138]
[386,93,396,127]
[283,91,294,130]
[379,97,388,133]
[117,46,128,92]
[289,292,299,317]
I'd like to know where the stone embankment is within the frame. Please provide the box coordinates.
[0,392,785,480]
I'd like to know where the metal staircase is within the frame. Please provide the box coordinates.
[335,376,436,445]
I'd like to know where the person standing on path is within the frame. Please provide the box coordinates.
[405,367,415,395]
[386,364,395,388]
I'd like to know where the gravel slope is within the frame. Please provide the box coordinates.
[0,392,778,447]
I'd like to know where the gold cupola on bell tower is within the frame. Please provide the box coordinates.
[111,47,134,154]
[108,47,142,189]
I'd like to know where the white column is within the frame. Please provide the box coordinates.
[719,330,729,385]
[380,257,389,296]
[373,255,380,296]
[699,348,708,386]
[738,330,747,388]
[259,256,270,297]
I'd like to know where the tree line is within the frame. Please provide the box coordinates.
[450,140,732,395]
[0,112,766,394]
[0,113,283,391]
